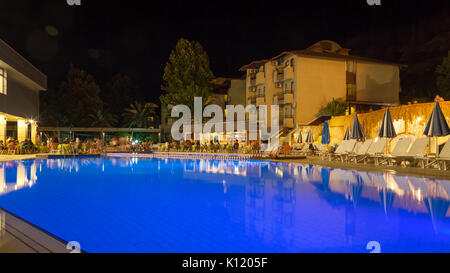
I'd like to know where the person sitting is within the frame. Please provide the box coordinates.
[327,144,337,154]
[208,141,214,152]
[308,143,316,155]
[251,141,260,154]
[27,139,36,153]
[6,140,15,153]
[21,139,28,154]
[233,139,239,152]
[283,142,291,156]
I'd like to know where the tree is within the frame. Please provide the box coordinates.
[59,64,103,126]
[160,38,214,110]
[436,50,450,99]
[103,74,140,123]
[122,101,156,128]
[316,98,348,117]
[40,87,73,127]
[87,107,118,128]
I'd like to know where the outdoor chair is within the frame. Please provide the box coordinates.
[389,137,429,167]
[347,139,374,163]
[313,143,329,157]
[339,141,363,162]
[328,139,357,162]
[360,138,387,164]
[316,142,338,159]
[421,139,450,170]
[291,144,308,155]
[7,146,16,155]
[372,137,411,166]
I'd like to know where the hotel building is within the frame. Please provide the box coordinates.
[0,39,47,142]
[240,40,401,132]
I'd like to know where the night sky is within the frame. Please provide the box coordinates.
[0,0,448,103]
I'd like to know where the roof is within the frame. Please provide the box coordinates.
[37,127,161,133]
[239,40,403,71]
[300,115,332,126]
[347,100,401,107]
[238,59,269,71]
[0,39,47,90]
[276,49,402,66]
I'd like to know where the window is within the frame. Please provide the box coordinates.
[346,84,356,101]
[0,68,6,95]
[284,105,292,118]
[345,60,356,100]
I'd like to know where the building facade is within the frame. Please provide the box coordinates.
[0,39,47,142]
[240,40,401,130]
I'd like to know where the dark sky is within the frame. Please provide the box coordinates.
[0,0,448,103]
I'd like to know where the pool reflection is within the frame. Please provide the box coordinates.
[1,157,449,252]
[0,161,38,196]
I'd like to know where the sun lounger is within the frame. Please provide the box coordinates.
[434,139,450,170]
[360,138,387,164]
[372,137,411,165]
[314,143,329,157]
[347,139,373,163]
[324,140,347,160]
[389,138,429,166]
[328,139,357,162]
[316,142,339,159]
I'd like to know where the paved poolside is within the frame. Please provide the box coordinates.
[0,209,69,253]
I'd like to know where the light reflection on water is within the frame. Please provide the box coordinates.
[0,157,449,252]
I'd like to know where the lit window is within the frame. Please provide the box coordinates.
[0,68,6,95]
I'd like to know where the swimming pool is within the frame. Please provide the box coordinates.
[0,156,449,253]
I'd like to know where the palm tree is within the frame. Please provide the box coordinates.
[88,107,118,127]
[122,101,156,128]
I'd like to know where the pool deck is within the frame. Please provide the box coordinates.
[0,209,70,253]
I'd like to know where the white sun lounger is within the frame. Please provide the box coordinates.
[373,137,411,165]
[361,138,387,164]
[435,139,450,170]
[389,138,429,166]
[348,139,374,163]
[328,139,357,162]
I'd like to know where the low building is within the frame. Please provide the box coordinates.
[239,40,402,131]
[160,77,246,142]
[0,39,47,142]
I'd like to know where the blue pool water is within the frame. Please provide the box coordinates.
[0,156,450,253]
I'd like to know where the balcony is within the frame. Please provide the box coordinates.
[275,72,284,82]
[256,96,265,106]
[248,95,256,105]
[283,93,294,104]
[283,117,294,128]
[273,92,283,105]
[283,66,294,80]
[256,71,265,85]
